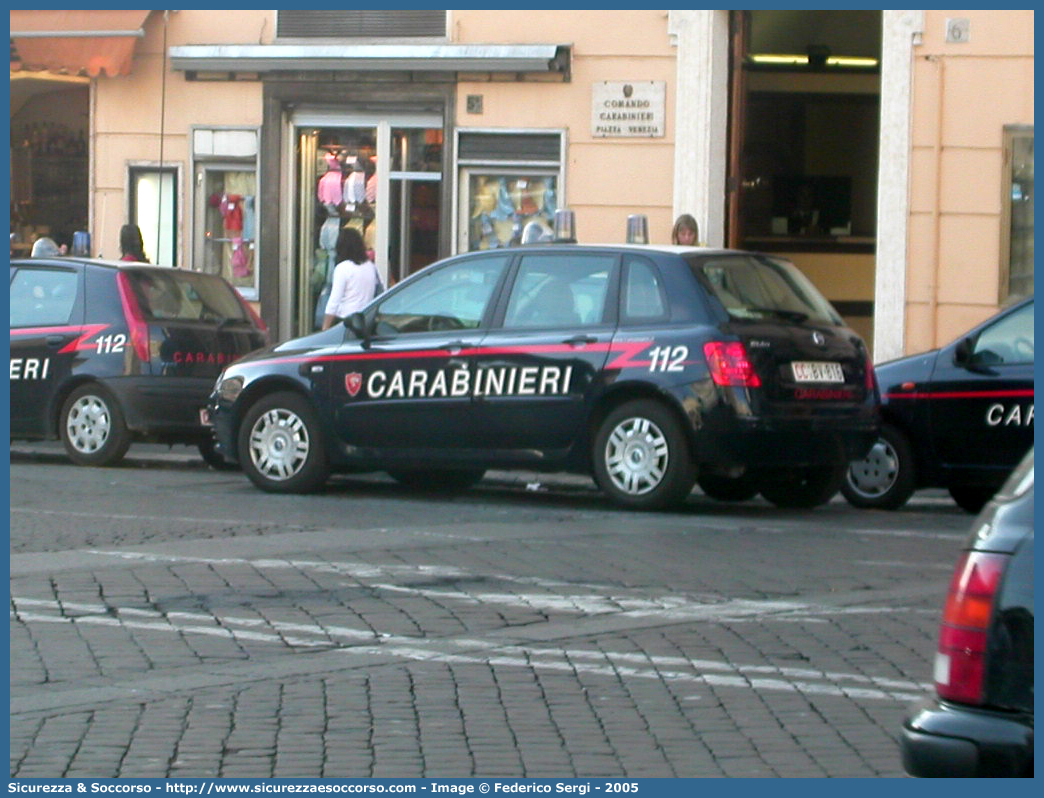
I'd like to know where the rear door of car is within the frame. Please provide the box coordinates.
[927,299,1034,480]
[9,261,85,436]
[472,250,618,452]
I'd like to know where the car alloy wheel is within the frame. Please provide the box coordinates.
[841,423,917,510]
[239,392,328,493]
[593,399,695,510]
[60,384,131,466]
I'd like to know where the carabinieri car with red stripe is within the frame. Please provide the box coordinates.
[843,296,1033,512]
[207,214,880,510]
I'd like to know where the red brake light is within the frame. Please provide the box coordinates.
[703,341,761,387]
[934,551,1007,705]
[116,272,151,363]
[865,356,877,393]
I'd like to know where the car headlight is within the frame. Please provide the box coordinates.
[217,375,244,403]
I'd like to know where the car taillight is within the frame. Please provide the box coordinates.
[116,272,151,363]
[703,341,761,387]
[235,289,268,342]
[865,356,877,394]
[934,550,1007,705]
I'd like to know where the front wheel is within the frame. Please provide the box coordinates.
[592,400,695,510]
[841,424,917,510]
[238,392,328,493]
[760,464,846,509]
[60,384,132,466]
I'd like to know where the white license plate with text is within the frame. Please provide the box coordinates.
[791,361,845,383]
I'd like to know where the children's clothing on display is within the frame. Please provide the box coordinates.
[317,152,343,205]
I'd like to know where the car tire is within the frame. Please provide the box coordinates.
[948,484,996,514]
[759,464,846,509]
[386,468,486,493]
[60,384,132,467]
[841,423,917,510]
[198,436,239,472]
[697,472,760,502]
[238,392,329,493]
[592,399,695,510]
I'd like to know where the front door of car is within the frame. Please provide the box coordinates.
[9,264,84,437]
[323,253,512,451]
[472,251,619,454]
[928,300,1034,480]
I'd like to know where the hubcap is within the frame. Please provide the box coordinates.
[604,416,669,496]
[846,437,899,498]
[249,407,310,481]
[65,395,112,454]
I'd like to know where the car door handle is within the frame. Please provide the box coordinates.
[442,340,469,354]
[564,334,597,346]
[46,335,66,347]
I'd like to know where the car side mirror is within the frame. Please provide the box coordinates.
[344,311,372,347]
[953,336,974,366]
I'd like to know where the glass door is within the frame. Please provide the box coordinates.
[291,113,442,336]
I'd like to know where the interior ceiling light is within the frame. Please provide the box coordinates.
[748,54,878,68]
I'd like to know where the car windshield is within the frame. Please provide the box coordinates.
[688,254,842,326]
[128,269,248,323]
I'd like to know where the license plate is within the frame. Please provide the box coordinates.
[791,361,845,383]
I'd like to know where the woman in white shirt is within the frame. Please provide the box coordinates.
[322,227,380,330]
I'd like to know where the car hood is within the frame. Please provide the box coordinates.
[874,350,938,390]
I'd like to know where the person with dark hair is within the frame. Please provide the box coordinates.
[671,213,700,246]
[119,224,148,262]
[321,227,381,330]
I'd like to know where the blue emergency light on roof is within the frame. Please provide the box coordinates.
[626,214,649,244]
[552,208,577,243]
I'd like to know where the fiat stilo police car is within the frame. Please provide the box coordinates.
[843,296,1033,513]
[208,220,879,510]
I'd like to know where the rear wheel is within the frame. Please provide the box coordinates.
[841,423,917,510]
[592,399,695,510]
[238,392,328,493]
[60,384,132,467]
[387,468,486,493]
[697,472,760,502]
[198,436,239,471]
[948,484,996,514]
[760,464,846,509]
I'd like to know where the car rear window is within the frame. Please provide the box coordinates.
[127,269,248,323]
[688,254,842,326]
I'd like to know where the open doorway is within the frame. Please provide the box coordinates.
[727,10,881,345]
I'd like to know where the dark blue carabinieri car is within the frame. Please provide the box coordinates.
[207,234,879,510]
[843,297,1033,512]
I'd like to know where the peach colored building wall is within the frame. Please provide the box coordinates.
[905,10,1034,353]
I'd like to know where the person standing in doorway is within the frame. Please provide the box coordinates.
[671,214,699,246]
[321,227,379,330]
[119,224,149,262]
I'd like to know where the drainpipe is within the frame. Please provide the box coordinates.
[929,55,944,348]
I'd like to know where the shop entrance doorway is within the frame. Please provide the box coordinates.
[291,112,443,336]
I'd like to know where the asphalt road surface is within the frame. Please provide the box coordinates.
[9,444,972,779]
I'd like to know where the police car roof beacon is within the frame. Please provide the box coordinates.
[626,214,649,244]
[552,208,577,243]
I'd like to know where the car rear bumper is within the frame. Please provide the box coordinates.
[696,418,878,468]
[108,377,214,439]
[900,697,1033,777]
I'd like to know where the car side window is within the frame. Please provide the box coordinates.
[971,301,1034,365]
[373,255,509,335]
[621,256,668,324]
[502,254,614,329]
[10,268,79,327]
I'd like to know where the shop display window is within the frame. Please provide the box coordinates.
[200,168,257,295]
[466,173,558,251]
